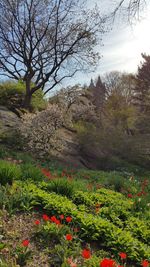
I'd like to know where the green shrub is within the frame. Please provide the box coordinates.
[72,189,132,212]
[103,175,126,192]
[0,182,39,214]
[20,163,44,182]
[125,217,150,244]
[0,145,7,159]
[0,80,46,111]
[41,178,76,198]
[31,90,47,111]
[19,182,150,263]
[39,222,71,244]
[0,160,21,185]
[21,181,77,214]
[0,80,24,108]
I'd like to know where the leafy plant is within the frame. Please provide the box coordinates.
[20,163,44,182]
[0,160,21,185]
[13,244,32,266]
[20,182,150,263]
[39,221,71,244]
[42,178,76,198]
[0,183,37,214]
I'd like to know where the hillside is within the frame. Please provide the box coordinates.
[0,145,150,267]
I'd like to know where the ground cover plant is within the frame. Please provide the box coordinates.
[0,145,150,266]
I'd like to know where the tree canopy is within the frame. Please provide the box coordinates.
[0,0,106,108]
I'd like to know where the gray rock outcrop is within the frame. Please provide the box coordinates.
[0,105,21,143]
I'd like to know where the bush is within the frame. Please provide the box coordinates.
[19,104,64,157]
[125,217,150,245]
[40,178,76,198]
[0,160,21,185]
[0,182,39,214]
[0,81,24,109]
[39,221,71,244]
[76,120,150,171]
[20,163,44,182]
[103,174,126,192]
[31,89,47,112]
[41,178,88,198]
[0,80,46,112]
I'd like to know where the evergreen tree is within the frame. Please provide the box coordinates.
[93,75,106,111]
[89,79,95,90]
[134,53,150,113]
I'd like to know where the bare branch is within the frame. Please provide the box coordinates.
[0,0,106,107]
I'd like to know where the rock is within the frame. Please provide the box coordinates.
[51,127,87,168]
[0,106,21,144]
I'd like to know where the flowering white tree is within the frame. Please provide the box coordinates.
[20,104,64,156]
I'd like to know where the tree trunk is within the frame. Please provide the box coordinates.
[22,93,32,110]
[22,80,32,110]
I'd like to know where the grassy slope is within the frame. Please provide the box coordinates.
[0,145,150,267]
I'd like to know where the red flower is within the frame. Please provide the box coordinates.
[82,249,91,259]
[100,258,116,267]
[55,219,61,225]
[50,216,57,223]
[34,220,40,225]
[59,214,64,220]
[41,168,51,178]
[127,194,133,198]
[42,214,49,221]
[66,216,72,223]
[66,234,73,241]
[119,252,127,259]
[22,239,29,247]
[142,260,149,267]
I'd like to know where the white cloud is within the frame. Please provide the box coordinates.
[58,1,150,88]
[94,1,150,75]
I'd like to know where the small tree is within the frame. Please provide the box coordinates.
[0,0,105,109]
[20,104,64,157]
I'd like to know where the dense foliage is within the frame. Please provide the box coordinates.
[0,81,46,112]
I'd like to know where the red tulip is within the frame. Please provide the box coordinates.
[82,249,91,259]
[22,239,29,247]
[66,234,73,241]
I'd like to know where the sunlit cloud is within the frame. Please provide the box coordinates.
[50,1,150,90]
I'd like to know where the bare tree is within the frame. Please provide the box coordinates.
[111,0,147,22]
[103,71,135,103]
[0,0,106,109]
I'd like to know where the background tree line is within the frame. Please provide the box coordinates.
[49,53,150,170]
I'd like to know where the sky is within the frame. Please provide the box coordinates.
[1,0,150,95]
[61,0,150,89]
